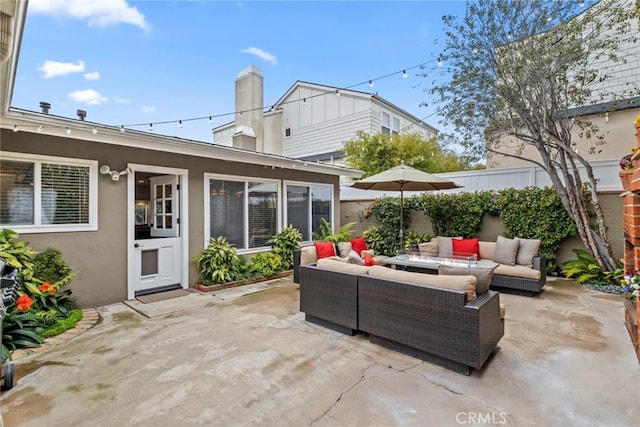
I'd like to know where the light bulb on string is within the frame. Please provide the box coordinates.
[402,70,407,78]
[65,127,72,135]
[579,1,585,7]
[179,120,183,128]
[208,116,213,124]
[37,125,43,133]
[437,57,443,67]
[149,123,153,132]
[335,90,340,97]
[92,127,98,135]
[120,125,125,133]
[369,80,374,88]
[12,125,18,133]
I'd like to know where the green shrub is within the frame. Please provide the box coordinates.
[268,225,302,270]
[251,252,284,277]
[2,309,44,362]
[363,225,396,256]
[195,236,241,285]
[32,247,72,285]
[312,218,356,243]
[562,249,620,285]
[40,309,83,339]
[403,231,432,252]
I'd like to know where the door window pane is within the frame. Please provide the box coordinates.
[141,249,158,276]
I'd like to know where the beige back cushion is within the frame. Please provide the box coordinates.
[316,257,370,274]
[300,245,318,265]
[337,242,352,258]
[418,238,439,257]
[367,265,476,301]
[493,236,520,266]
[479,241,495,261]
[438,264,495,294]
[515,238,541,267]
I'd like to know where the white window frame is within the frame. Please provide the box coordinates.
[381,110,400,135]
[203,173,281,254]
[0,151,98,233]
[283,180,334,243]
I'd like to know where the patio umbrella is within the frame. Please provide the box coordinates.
[350,162,462,251]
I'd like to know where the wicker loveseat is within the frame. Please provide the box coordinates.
[418,236,546,296]
[299,259,504,375]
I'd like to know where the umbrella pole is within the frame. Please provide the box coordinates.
[399,185,404,254]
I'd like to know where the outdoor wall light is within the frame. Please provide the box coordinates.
[100,165,132,182]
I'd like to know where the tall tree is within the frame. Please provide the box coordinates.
[343,131,472,178]
[429,0,638,270]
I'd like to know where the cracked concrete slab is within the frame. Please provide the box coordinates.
[1,278,639,426]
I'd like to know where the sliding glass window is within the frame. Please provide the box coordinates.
[285,182,333,241]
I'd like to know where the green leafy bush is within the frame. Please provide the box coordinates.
[2,309,44,362]
[32,247,72,285]
[40,309,83,339]
[418,192,485,238]
[195,236,241,285]
[403,231,432,252]
[251,252,284,277]
[312,218,356,243]
[561,249,619,285]
[268,225,302,270]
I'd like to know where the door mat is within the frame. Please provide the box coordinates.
[135,289,191,304]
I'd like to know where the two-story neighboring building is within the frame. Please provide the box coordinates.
[487,0,640,169]
[213,66,438,168]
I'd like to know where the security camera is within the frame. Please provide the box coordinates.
[110,171,120,181]
[100,165,111,175]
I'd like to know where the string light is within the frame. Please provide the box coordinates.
[149,123,153,131]
[208,116,213,124]
[12,125,18,133]
[179,120,183,128]
[37,125,42,132]
[92,127,98,135]
[120,125,125,133]
[437,57,443,67]
[368,80,374,87]
[65,127,71,135]
[402,70,407,78]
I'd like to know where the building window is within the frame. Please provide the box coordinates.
[206,175,279,251]
[381,111,400,135]
[285,128,291,137]
[0,153,97,232]
[285,182,332,241]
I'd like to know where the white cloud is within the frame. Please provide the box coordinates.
[84,71,100,80]
[241,46,278,66]
[142,106,156,114]
[114,97,131,104]
[29,0,150,31]
[38,60,85,78]
[68,89,108,105]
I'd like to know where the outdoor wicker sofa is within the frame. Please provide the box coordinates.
[298,260,504,374]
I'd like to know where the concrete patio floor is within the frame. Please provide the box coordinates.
[1,277,639,427]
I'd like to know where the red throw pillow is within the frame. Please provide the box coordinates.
[314,241,336,259]
[452,237,481,260]
[350,237,368,256]
[364,253,377,266]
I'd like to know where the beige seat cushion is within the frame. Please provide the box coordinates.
[300,245,318,265]
[493,264,541,280]
[479,241,495,261]
[316,257,371,274]
[367,265,476,301]
[500,303,506,319]
[373,255,389,264]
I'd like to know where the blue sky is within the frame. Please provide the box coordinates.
[13,0,468,142]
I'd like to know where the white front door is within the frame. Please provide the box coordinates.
[128,167,188,299]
